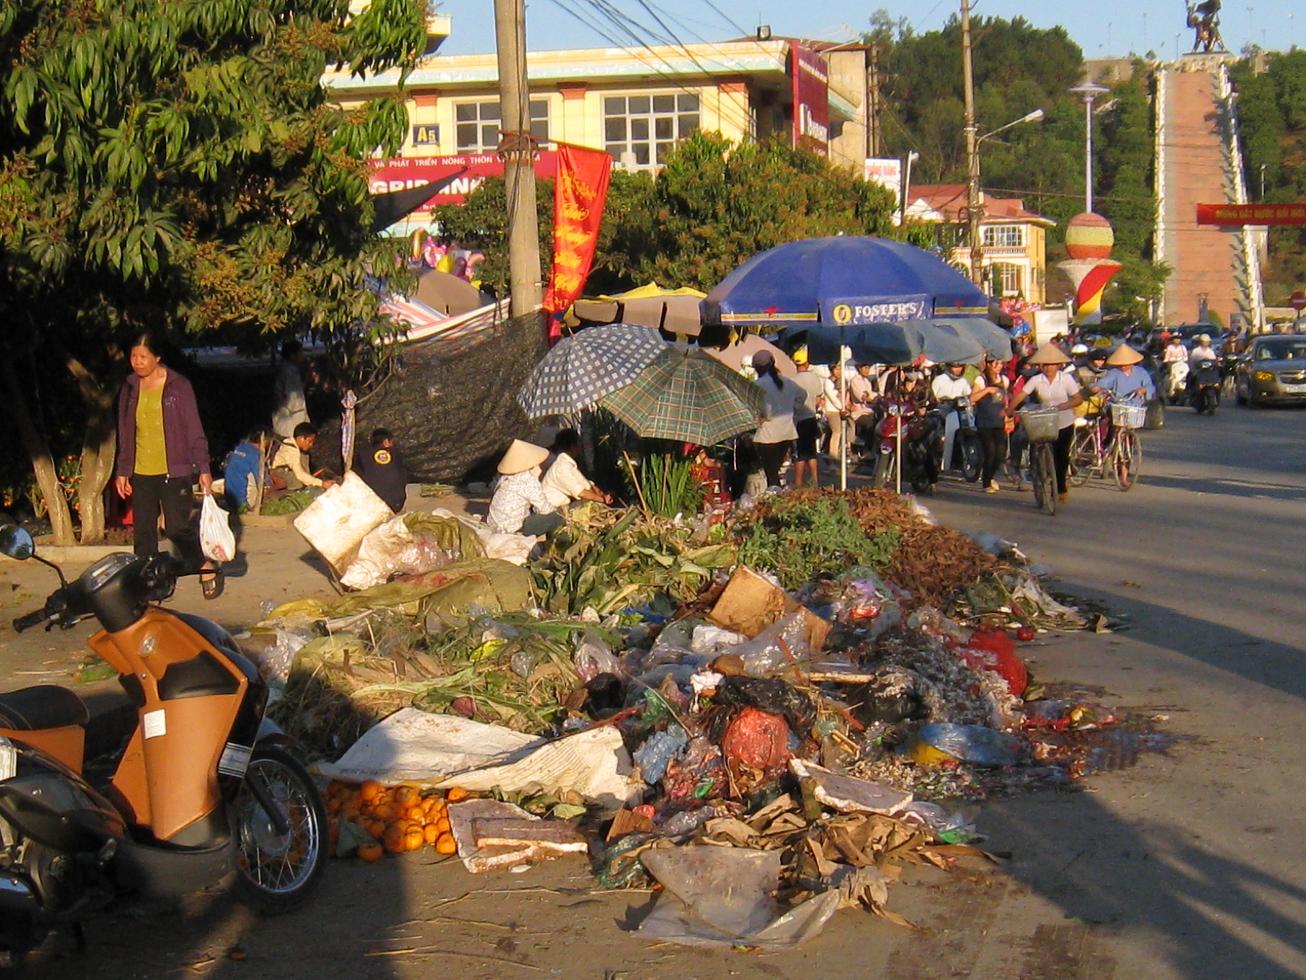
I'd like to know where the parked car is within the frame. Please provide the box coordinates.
[1235,335,1306,406]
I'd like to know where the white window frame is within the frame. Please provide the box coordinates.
[990,261,1024,297]
[982,223,1025,248]
[454,98,550,153]
[602,92,700,171]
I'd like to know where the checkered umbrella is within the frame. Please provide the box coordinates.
[517,323,667,419]
[598,347,767,445]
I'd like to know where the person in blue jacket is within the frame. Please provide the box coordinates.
[222,430,267,513]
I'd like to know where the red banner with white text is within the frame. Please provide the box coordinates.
[543,144,612,338]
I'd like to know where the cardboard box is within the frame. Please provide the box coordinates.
[292,472,393,573]
[707,566,830,652]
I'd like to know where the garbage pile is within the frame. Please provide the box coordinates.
[251,485,1168,948]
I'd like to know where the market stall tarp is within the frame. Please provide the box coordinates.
[313,312,547,483]
[703,334,798,376]
[575,283,706,336]
[701,236,990,329]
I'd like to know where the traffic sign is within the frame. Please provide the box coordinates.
[1291,289,1306,313]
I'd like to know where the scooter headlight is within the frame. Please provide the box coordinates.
[0,737,15,782]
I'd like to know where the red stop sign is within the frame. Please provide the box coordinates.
[1293,289,1306,312]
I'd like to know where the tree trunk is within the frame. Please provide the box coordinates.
[0,358,76,544]
[65,354,118,545]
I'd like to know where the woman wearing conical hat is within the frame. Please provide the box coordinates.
[1096,345,1155,406]
[487,439,563,537]
[1006,343,1085,504]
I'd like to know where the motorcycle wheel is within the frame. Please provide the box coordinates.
[959,430,982,483]
[871,452,894,489]
[233,745,327,913]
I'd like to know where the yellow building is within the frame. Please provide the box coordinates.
[905,184,1054,304]
[326,20,876,229]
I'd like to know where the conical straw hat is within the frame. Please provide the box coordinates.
[497,439,549,475]
[1105,344,1143,366]
[1027,343,1070,366]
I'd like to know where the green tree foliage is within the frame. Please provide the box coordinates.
[1232,51,1306,304]
[0,0,427,542]
[870,13,1166,319]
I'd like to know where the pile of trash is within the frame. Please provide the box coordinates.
[248,481,1169,947]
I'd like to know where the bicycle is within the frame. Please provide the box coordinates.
[1020,405,1061,515]
[1068,397,1144,491]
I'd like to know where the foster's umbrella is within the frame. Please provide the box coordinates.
[517,323,666,419]
[701,236,990,329]
[930,316,1013,360]
[599,347,766,445]
[784,320,984,366]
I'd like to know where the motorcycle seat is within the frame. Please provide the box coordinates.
[0,686,90,731]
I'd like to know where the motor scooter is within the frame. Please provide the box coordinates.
[0,521,325,961]
[863,402,941,493]
[1164,360,1190,405]
[939,396,982,483]
[1189,359,1221,415]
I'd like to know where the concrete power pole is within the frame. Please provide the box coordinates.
[493,0,543,318]
[961,0,984,288]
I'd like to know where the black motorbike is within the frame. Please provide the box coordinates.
[862,401,942,494]
[939,396,982,483]
[1189,359,1221,415]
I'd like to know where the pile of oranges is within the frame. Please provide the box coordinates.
[325,780,471,862]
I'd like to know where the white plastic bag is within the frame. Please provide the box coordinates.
[200,494,236,563]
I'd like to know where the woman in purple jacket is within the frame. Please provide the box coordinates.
[113,333,222,598]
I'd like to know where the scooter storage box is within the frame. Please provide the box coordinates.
[293,473,393,574]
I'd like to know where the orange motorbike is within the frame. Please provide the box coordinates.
[0,520,325,960]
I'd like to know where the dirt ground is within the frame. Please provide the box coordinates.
[2,405,1305,978]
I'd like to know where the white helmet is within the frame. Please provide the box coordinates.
[1071,343,1089,355]
[1198,333,1211,344]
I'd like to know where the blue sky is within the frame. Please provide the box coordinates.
[437,0,1304,60]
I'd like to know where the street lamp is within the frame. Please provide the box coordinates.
[1069,82,1110,213]
[966,109,1045,286]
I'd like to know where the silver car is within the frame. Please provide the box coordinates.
[1236,335,1306,406]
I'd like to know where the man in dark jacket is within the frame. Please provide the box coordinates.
[355,428,408,513]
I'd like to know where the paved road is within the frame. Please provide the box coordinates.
[14,402,1306,978]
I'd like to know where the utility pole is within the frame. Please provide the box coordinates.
[494,0,542,318]
[961,0,983,287]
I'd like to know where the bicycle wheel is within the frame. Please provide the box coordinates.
[1033,442,1056,515]
[1068,428,1093,487]
[1114,430,1140,491]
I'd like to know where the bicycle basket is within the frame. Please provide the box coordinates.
[1110,402,1147,429]
[1021,406,1061,443]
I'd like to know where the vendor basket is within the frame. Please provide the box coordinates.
[1020,406,1061,443]
[1110,402,1147,429]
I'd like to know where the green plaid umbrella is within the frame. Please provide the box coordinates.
[598,347,766,445]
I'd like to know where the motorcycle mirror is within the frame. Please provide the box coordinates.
[0,524,35,561]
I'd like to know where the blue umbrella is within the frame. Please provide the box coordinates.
[930,316,1013,360]
[780,320,985,366]
[701,236,990,329]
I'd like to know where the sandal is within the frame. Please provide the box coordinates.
[200,566,224,600]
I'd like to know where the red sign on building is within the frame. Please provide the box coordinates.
[790,44,830,156]
[368,151,561,210]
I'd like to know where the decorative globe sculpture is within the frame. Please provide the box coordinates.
[1065,212,1114,261]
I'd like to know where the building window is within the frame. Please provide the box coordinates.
[990,262,1023,296]
[982,224,1025,248]
[603,93,700,170]
[454,99,549,153]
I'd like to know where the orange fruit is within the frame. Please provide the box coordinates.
[383,825,405,854]
[435,816,451,835]
[372,804,395,822]
[394,786,418,807]
[357,842,383,863]
[326,797,342,816]
[435,832,456,855]
[404,828,425,852]
[423,824,441,846]
[340,800,361,821]
[445,787,469,803]
[359,780,383,804]
[421,797,438,814]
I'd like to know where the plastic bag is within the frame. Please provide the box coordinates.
[735,611,817,676]
[257,628,312,686]
[200,494,236,563]
[573,630,621,682]
[912,723,1025,767]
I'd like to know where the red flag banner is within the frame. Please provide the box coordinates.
[543,144,612,331]
[1196,202,1306,226]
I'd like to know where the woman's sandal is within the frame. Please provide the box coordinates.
[200,566,224,600]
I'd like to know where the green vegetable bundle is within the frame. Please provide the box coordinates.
[734,495,899,590]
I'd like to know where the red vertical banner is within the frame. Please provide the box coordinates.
[790,44,830,156]
[543,144,612,341]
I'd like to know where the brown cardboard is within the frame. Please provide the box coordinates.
[707,566,830,652]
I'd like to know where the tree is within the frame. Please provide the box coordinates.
[0,0,426,543]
